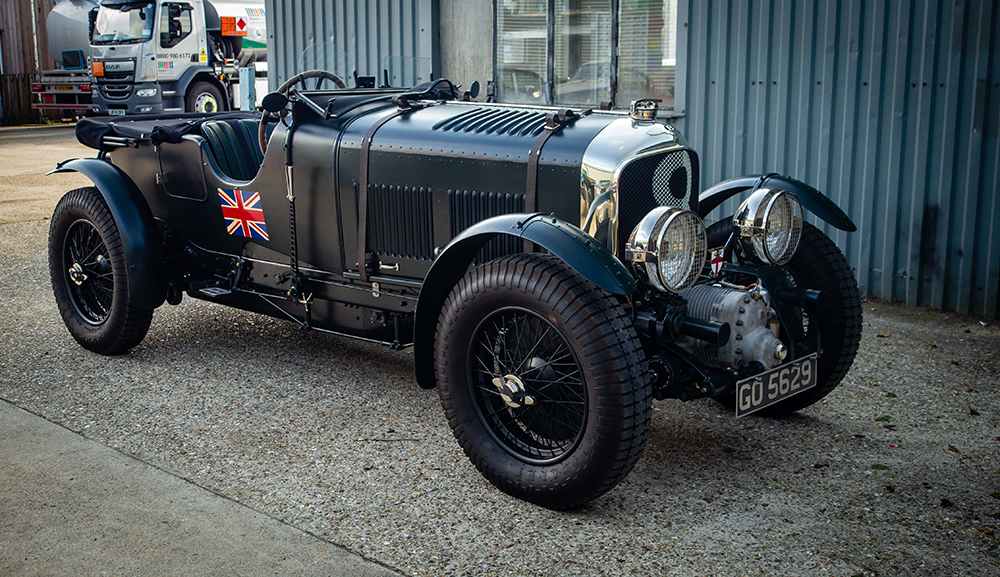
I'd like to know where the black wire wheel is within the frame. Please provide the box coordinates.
[435,253,652,509]
[468,307,588,464]
[62,219,114,324]
[49,187,153,355]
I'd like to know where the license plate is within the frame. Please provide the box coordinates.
[56,85,72,91]
[108,109,126,116]
[735,354,818,417]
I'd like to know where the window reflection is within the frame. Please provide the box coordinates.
[619,0,677,107]
[553,1,611,106]
[496,2,547,103]
[494,0,677,108]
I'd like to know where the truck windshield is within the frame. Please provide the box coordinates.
[92,1,156,45]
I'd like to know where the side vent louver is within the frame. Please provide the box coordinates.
[366,185,434,260]
[448,190,526,263]
[432,108,547,137]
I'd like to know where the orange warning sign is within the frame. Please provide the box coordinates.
[92,61,104,76]
[221,16,247,37]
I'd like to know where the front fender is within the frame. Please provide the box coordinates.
[412,213,635,389]
[698,174,857,232]
[48,158,166,309]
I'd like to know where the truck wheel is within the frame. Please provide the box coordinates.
[434,253,652,509]
[706,219,862,416]
[48,187,153,355]
[186,82,224,113]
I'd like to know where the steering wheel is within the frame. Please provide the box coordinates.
[259,69,347,154]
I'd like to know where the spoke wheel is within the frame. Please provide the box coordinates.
[63,219,114,324]
[469,307,586,464]
[436,254,652,510]
[49,187,153,355]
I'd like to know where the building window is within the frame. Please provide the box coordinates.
[553,1,613,105]
[495,0,677,109]
[496,2,548,104]
[619,0,676,107]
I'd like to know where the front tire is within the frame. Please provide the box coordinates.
[49,187,153,355]
[706,219,862,416]
[186,81,224,113]
[435,254,652,509]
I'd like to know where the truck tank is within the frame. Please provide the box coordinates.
[206,0,267,64]
[46,0,98,67]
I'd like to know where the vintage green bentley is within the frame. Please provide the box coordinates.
[48,51,861,509]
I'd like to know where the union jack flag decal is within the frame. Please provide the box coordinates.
[218,188,269,241]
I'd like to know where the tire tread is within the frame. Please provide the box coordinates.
[435,254,652,509]
[49,187,153,355]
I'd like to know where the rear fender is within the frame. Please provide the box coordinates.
[48,158,166,309]
[698,174,857,232]
[412,213,635,389]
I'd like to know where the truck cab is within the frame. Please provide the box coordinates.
[89,0,262,115]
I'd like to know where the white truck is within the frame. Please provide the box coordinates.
[36,0,266,116]
[90,0,266,115]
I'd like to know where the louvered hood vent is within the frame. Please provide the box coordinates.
[432,108,547,137]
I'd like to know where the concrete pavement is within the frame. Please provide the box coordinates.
[0,400,400,576]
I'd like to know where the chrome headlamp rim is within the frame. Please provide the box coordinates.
[733,188,803,265]
[625,206,708,293]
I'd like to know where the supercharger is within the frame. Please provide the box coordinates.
[677,284,788,370]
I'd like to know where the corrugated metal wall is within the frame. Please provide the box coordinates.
[676,0,1000,317]
[264,0,439,91]
[0,0,53,76]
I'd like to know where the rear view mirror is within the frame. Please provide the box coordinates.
[262,92,289,113]
[469,81,480,99]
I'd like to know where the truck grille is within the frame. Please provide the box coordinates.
[616,149,699,256]
[99,83,133,100]
[98,70,134,100]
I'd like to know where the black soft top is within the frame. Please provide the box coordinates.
[76,111,261,151]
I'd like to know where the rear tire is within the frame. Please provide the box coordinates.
[706,219,862,416]
[48,187,153,355]
[435,254,652,509]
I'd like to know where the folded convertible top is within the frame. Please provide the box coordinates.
[76,111,261,151]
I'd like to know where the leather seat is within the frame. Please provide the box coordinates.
[200,119,271,181]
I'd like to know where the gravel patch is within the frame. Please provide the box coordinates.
[2,215,998,576]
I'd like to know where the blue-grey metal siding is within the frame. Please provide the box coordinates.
[676,0,1000,317]
[264,0,439,91]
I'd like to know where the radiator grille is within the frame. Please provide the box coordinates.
[448,189,525,263]
[366,185,434,260]
[616,149,698,255]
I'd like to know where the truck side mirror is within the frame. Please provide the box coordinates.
[88,8,97,40]
[162,4,192,48]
